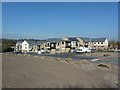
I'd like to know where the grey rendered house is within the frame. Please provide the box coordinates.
[45,38,71,54]
[67,37,80,52]
[31,41,47,53]
[78,37,92,49]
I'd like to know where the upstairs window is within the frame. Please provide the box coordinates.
[76,42,78,46]
[68,43,71,46]
[62,42,64,44]
[48,43,50,47]
[51,44,54,47]
[85,43,88,45]
[98,42,99,44]
[101,42,103,44]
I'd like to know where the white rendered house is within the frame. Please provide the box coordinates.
[21,40,35,53]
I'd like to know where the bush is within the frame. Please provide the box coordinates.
[103,54,111,57]
[75,60,89,64]
[65,58,72,63]
[2,44,14,52]
[55,58,60,61]
[98,63,112,68]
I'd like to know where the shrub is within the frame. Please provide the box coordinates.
[2,44,14,52]
[75,60,89,64]
[103,54,110,57]
[65,58,72,63]
[55,58,60,61]
[98,63,112,68]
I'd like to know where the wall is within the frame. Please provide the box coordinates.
[22,41,29,52]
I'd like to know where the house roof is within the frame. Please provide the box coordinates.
[91,38,107,42]
[25,40,36,45]
[67,37,79,42]
[47,38,71,43]
[79,37,91,42]
[31,41,46,46]
[47,38,62,43]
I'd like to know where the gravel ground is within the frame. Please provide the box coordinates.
[2,54,118,88]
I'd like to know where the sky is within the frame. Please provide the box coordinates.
[2,2,118,40]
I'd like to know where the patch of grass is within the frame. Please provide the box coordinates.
[65,58,72,63]
[75,60,89,64]
[98,63,112,68]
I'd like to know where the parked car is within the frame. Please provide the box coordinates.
[76,47,91,53]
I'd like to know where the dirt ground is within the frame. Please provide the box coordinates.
[2,54,118,88]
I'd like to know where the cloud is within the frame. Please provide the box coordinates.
[2,31,66,39]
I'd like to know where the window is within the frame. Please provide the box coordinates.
[98,42,99,44]
[47,48,50,50]
[58,43,59,46]
[51,44,54,47]
[85,45,88,47]
[48,43,50,47]
[56,49,59,51]
[85,43,88,45]
[94,42,96,44]
[79,49,82,51]
[101,42,103,44]
[76,42,78,46]
[25,44,27,46]
[62,42,64,44]
[68,43,71,46]
[72,47,75,49]
[25,47,27,49]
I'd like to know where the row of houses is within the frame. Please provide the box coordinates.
[15,37,108,54]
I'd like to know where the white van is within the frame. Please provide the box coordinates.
[76,47,91,53]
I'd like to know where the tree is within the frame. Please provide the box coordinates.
[108,40,118,49]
